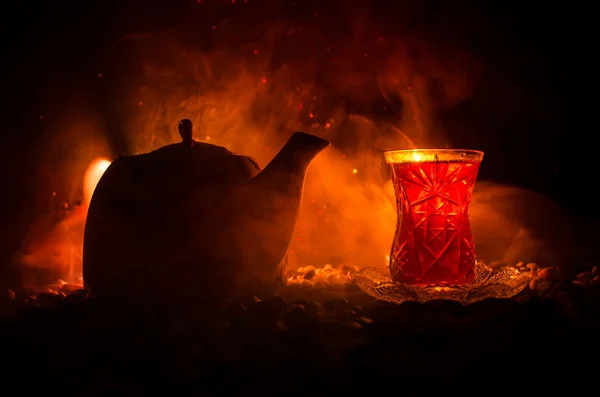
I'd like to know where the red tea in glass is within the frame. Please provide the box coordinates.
[384,149,484,285]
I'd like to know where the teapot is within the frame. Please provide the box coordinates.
[83,119,330,307]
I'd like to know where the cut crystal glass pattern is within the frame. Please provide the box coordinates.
[388,153,481,285]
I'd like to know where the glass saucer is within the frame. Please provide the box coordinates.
[350,263,531,305]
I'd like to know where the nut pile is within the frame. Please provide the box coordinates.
[2,275,600,391]
[286,264,358,288]
[512,262,600,291]
[574,266,600,286]
[5,263,600,307]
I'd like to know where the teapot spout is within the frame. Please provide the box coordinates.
[255,132,331,185]
[233,132,329,291]
[252,132,330,211]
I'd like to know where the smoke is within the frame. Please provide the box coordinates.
[15,157,111,288]
[111,11,486,271]
[12,1,585,287]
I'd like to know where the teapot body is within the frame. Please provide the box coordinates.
[83,119,329,309]
[83,141,285,307]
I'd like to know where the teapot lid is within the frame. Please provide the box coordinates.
[141,119,259,182]
[150,119,233,158]
[178,119,194,148]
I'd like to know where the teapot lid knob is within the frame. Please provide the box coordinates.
[178,119,194,148]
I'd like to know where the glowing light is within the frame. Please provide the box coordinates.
[385,149,484,164]
[205,136,211,141]
[83,158,112,207]
[261,77,267,84]
[352,168,358,174]
[97,161,110,172]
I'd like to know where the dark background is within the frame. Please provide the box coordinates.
[0,0,595,287]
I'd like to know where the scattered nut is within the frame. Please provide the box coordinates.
[537,267,560,281]
[300,279,314,287]
[536,280,553,291]
[576,272,593,286]
[286,278,300,286]
[344,321,363,329]
[529,278,540,290]
[313,280,328,289]
[526,263,538,270]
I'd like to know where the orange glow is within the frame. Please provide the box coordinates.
[15,158,111,288]
[16,13,562,292]
[83,158,111,208]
